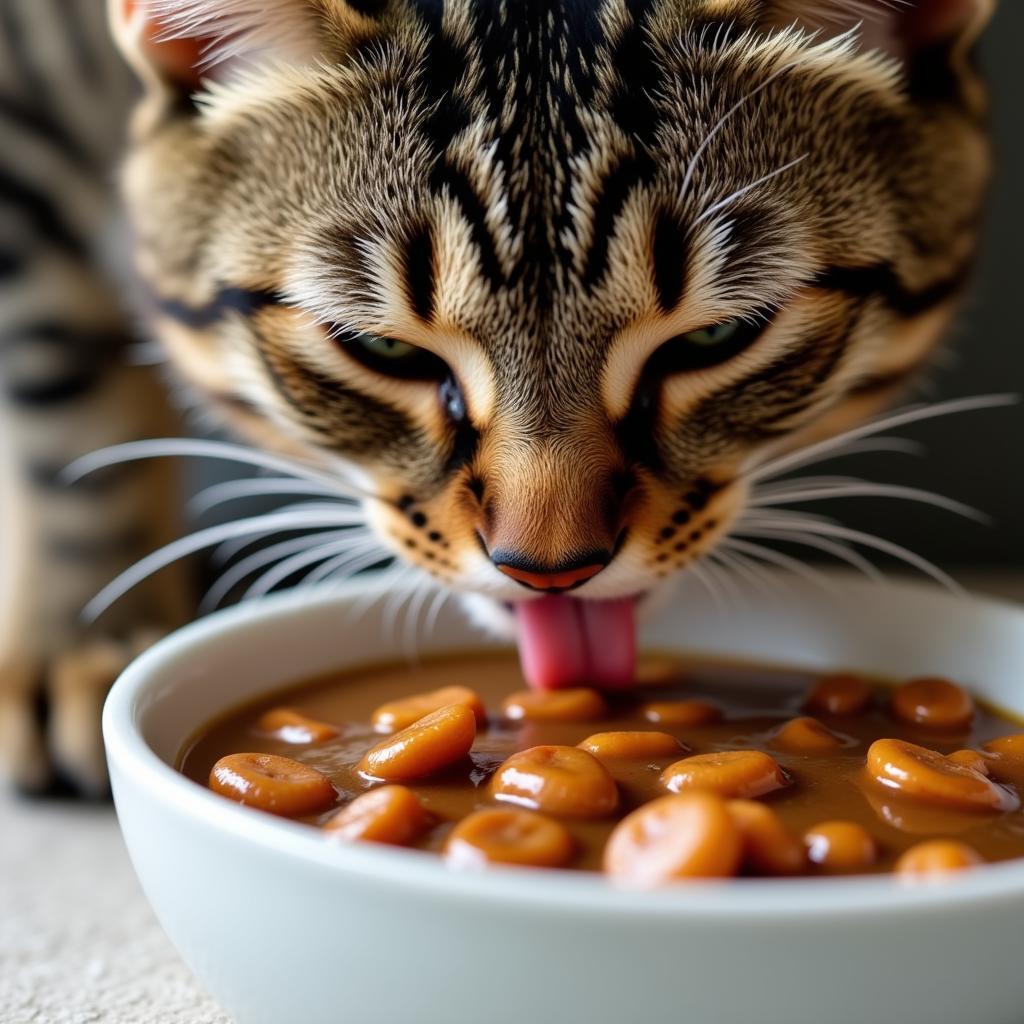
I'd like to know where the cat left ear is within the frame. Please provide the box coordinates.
[109,1,383,91]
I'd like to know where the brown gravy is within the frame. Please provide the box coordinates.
[179,652,1024,875]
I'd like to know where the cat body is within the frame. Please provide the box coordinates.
[0,0,997,793]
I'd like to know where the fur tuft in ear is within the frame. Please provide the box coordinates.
[763,0,997,62]
[110,0,385,93]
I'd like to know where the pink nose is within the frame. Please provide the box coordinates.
[494,561,606,592]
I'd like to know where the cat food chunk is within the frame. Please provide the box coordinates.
[371,685,486,733]
[256,707,339,744]
[727,800,806,876]
[502,688,607,722]
[895,840,984,879]
[491,745,619,818]
[578,731,685,760]
[209,753,336,816]
[661,750,787,799]
[323,785,427,846]
[444,808,574,869]
[772,716,843,754]
[866,739,1017,813]
[641,699,722,727]
[947,749,990,775]
[890,678,974,730]
[358,704,476,782]
[805,821,878,873]
[983,734,1024,760]
[803,674,873,716]
[981,734,1024,785]
[604,794,741,886]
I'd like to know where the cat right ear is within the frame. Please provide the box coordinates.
[761,0,997,63]
[108,1,384,93]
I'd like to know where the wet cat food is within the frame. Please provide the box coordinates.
[180,653,1024,886]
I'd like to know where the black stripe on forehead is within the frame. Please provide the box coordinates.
[405,225,436,322]
[650,209,689,312]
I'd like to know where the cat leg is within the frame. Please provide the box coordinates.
[0,265,190,795]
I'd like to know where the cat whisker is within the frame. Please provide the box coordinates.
[695,154,809,227]
[62,437,376,502]
[748,480,987,523]
[739,517,961,593]
[717,537,842,594]
[200,529,364,613]
[685,558,728,614]
[701,553,744,609]
[747,394,1018,484]
[189,477,343,517]
[83,509,368,623]
[729,524,886,583]
[303,545,394,589]
[242,534,380,602]
[678,57,802,204]
[423,586,452,641]
[708,547,790,600]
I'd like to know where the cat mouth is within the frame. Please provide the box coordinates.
[513,594,638,691]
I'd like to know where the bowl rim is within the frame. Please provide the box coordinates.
[104,576,1024,920]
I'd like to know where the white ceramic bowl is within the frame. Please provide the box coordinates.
[104,576,1024,1024]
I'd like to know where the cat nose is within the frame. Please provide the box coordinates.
[491,550,610,592]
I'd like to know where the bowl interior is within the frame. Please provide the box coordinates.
[130,574,1024,767]
[106,574,1024,915]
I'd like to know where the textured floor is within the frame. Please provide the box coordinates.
[0,786,230,1024]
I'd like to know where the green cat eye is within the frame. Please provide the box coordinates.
[333,328,449,381]
[678,320,743,348]
[353,334,418,360]
[646,315,767,376]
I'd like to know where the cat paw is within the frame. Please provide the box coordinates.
[0,630,166,798]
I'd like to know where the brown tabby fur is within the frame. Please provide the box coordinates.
[0,0,997,792]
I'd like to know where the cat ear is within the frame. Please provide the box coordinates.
[763,0,997,63]
[109,1,382,91]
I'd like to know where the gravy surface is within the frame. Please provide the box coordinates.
[180,653,1024,873]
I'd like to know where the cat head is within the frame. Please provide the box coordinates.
[111,0,996,671]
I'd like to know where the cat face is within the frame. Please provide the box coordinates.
[113,0,994,640]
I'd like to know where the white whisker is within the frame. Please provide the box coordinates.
[200,529,362,613]
[189,477,340,517]
[718,537,841,594]
[64,438,348,492]
[306,545,394,588]
[83,510,366,623]
[243,535,376,602]
[422,586,452,640]
[709,547,789,599]
[695,154,808,227]
[750,520,963,593]
[749,481,987,523]
[730,525,885,583]
[748,394,1017,484]
[686,559,727,614]
[702,553,743,608]
[679,58,801,203]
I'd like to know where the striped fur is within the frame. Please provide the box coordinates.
[0,0,998,791]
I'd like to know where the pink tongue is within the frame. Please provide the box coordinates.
[516,595,636,691]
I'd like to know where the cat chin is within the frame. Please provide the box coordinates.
[455,577,683,643]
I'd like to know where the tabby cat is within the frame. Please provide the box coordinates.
[0,0,998,794]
